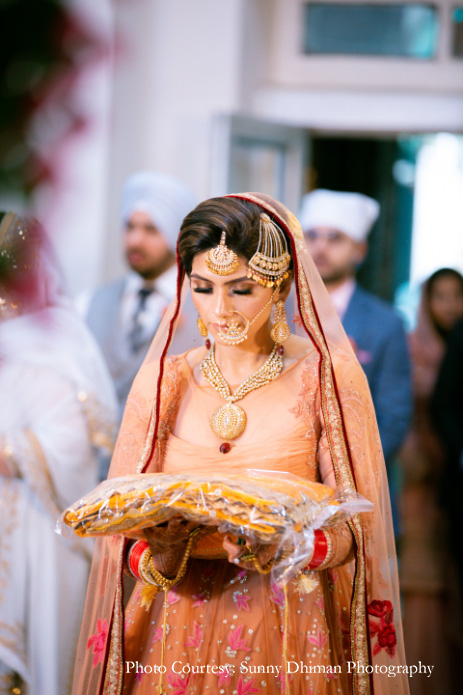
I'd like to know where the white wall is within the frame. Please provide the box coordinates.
[32,0,114,297]
[103,0,249,283]
[251,87,463,133]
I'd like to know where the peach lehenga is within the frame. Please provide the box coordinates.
[122,351,355,695]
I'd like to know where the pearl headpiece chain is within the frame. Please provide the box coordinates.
[247,213,291,288]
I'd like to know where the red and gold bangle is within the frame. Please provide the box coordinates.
[308,529,329,570]
[128,540,150,580]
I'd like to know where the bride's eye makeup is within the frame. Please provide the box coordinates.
[191,283,255,296]
[231,287,252,296]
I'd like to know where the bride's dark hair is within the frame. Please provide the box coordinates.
[178,196,293,276]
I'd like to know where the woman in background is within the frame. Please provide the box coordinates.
[0,212,117,695]
[399,267,463,695]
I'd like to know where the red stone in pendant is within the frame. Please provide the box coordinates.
[277,345,284,356]
[220,442,231,454]
[205,338,211,349]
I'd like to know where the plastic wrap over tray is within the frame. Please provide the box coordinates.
[57,469,373,583]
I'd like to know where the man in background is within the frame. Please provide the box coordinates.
[78,171,198,425]
[299,188,412,466]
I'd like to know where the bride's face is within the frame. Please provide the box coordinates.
[190,251,276,346]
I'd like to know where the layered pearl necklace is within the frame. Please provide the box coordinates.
[200,343,283,446]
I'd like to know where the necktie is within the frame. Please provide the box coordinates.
[129,287,154,353]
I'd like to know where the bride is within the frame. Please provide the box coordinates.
[72,193,409,695]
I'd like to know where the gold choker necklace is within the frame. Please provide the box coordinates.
[200,344,283,441]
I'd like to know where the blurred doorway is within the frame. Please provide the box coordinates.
[212,114,307,215]
[309,135,415,302]
[215,116,463,308]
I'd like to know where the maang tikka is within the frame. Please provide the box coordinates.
[205,230,239,276]
[247,213,291,288]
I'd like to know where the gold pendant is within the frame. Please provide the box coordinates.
[210,402,246,440]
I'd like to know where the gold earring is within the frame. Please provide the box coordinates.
[197,316,208,338]
[270,300,291,344]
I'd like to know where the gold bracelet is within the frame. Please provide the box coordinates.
[139,528,201,591]
[240,551,274,575]
[138,548,157,585]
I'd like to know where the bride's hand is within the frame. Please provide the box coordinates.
[142,518,212,576]
[222,535,278,572]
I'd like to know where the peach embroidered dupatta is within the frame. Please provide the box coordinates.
[71,194,408,695]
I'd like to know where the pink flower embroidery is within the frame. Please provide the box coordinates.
[237,569,248,581]
[135,670,145,684]
[152,627,164,643]
[86,618,108,667]
[233,591,251,611]
[167,589,181,605]
[368,599,397,658]
[218,667,231,687]
[185,621,203,648]
[368,599,393,621]
[374,626,397,657]
[326,671,339,680]
[192,592,207,608]
[269,582,285,608]
[228,624,251,651]
[167,672,190,695]
[307,627,328,650]
[278,672,290,693]
[236,676,260,694]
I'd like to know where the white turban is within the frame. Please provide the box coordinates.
[298,189,380,242]
[121,171,199,251]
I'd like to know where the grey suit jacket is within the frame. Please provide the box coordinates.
[86,277,145,419]
[86,275,200,420]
